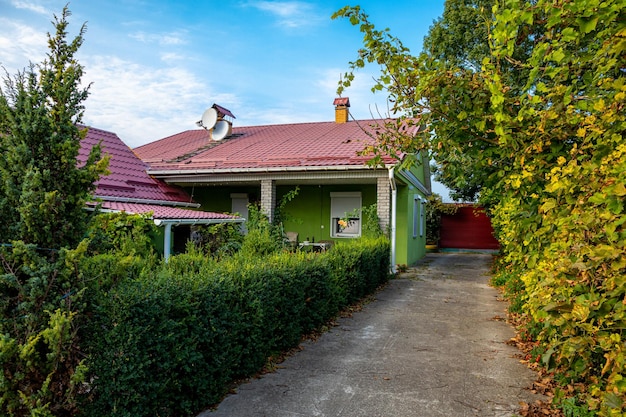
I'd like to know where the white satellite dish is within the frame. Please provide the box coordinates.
[211,119,232,141]
[200,107,218,130]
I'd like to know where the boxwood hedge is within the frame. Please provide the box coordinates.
[80,237,390,417]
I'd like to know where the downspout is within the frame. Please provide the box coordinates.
[388,167,397,274]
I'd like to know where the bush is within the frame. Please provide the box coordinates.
[80,236,390,417]
[84,212,158,258]
[491,260,526,314]
[327,236,391,307]
[190,222,243,259]
[0,243,86,417]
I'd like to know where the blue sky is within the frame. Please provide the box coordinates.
[1,0,452,197]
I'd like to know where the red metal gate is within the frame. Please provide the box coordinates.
[439,205,499,250]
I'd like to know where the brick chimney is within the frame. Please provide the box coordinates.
[333,97,350,123]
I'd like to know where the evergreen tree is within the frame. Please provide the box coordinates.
[0,6,108,250]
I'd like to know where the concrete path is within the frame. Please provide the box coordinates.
[200,253,544,417]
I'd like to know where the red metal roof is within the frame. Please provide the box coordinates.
[135,119,410,172]
[88,201,238,220]
[79,126,240,221]
[78,126,192,202]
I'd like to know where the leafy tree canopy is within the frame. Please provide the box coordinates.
[334,0,625,413]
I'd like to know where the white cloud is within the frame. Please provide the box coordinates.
[244,1,321,29]
[10,0,49,15]
[0,19,47,71]
[129,30,188,46]
[81,55,235,147]
[160,52,186,63]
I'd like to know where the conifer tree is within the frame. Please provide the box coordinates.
[0,6,108,250]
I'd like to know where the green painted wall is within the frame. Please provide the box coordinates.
[394,182,427,266]
[184,176,427,265]
[277,184,376,243]
[187,185,260,215]
[409,151,429,184]
[396,185,410,264]
[186,183,376,243]
[393,153,429,265]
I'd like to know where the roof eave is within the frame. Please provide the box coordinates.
[397,168,432,196]
[146,163,397,177]
[92,195,200,208]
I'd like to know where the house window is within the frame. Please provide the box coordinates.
[330,192,361,238]
[231,193,248,233]
[420,199,425,237]
[413,195,425,238]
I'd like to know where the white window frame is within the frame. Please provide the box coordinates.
[413,195,419,238]
[420,198,425,238]
[330,192,362,238]
[413,195,425,238]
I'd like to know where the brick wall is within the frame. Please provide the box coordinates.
[377,176,390,234]
[260,179,276,222]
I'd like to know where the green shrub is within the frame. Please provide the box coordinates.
[190,222,243,258]
[328,237,391,306]
[491,261,526,314]
[81,270,241,416]
[84,212,158,258]
[79,252,156,293]
[240,204,283,256]
[361,203,384,238]
[80,236,390,417]
[0,242,86,416]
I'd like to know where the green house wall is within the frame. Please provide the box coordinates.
[395,184,427,266]
[277,184,377,243]
[184,161,428,265]
[396,157,428,265]
[190,186,261,215]
[190,184,377,243]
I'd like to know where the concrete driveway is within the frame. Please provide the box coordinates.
[200,252,544,417]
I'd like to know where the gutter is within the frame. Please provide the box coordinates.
[389,167,397,274]
[147,164,394,177]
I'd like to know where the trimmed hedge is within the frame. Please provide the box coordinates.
[80,237,390,417]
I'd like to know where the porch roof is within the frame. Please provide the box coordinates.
[87,201,241,221]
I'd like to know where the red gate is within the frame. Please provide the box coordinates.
[439,205,499,250]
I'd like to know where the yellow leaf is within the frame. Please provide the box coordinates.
[614,182,626,196]
[572,304,590,322]
[541,199,557,212]
[593,99,606,112]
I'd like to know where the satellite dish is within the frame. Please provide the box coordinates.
[200,107,218,130]
[211,120,232,141]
